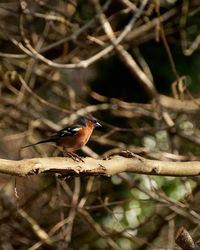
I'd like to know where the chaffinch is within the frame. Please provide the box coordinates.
[22,115,101,161]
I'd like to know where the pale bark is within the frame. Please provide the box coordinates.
[0,154,200,177]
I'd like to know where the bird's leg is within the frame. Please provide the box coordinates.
[63,147,68,157]
[70,152,84,162]
[63,147,84,162]
[67,152,84,162]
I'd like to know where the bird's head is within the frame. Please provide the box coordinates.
[80,115,102,128]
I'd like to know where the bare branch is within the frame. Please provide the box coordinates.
[1,154,200,177]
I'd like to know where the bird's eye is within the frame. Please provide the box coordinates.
[94,120,102,127]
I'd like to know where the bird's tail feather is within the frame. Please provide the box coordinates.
[21,138,55,149]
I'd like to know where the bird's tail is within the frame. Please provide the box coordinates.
[21,138,55,149]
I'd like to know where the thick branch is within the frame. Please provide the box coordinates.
[1,155,200,177]
[159,94,200,113]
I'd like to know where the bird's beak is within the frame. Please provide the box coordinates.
[95,122,102,127]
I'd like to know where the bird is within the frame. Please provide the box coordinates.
[22,115,102,161]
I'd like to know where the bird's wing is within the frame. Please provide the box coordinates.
[21,125,82,149]
[52,125,82,138]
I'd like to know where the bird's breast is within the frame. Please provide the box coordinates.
[57,127,93,152]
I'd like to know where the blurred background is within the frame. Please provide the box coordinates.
[0,0,200,249]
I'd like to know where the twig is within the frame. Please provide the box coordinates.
[15,73,71,114]
[64,177,80,243]
[6,0,148,69]
[18,208,53,246]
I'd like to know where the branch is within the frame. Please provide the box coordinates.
[92,0,157,99]
[159,94,200,113]
[1,154,200,177]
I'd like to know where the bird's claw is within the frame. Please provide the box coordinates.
[65,152,84,162]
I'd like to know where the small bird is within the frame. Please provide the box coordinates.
[22,115,101,161]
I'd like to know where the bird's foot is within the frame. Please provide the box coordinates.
[65,152,84,162]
